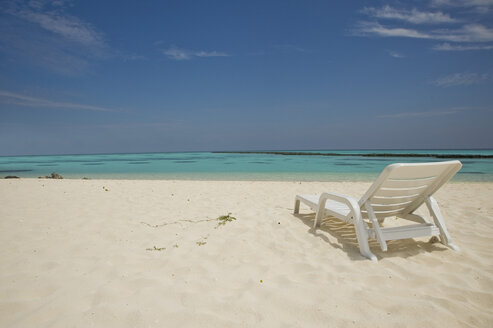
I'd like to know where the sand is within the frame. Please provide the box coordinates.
[1,179,492,327]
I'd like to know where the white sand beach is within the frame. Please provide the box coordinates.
[1,179,492,327]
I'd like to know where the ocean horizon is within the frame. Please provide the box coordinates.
[1,149,492,182]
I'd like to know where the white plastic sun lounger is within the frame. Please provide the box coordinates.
[294,160,462,261]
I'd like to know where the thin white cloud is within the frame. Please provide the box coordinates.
[5,0,106,51]
[362,5,457,24]
[0,0,109,74]
[431,0,493,12]
[17,11,104,48]
[355,22,493,42]
[432,0,493,5]
[432,72,489,87]
[355,22,432,39]
[162,46,229,60]
[389,50,405,58]
[434,24,493,42]
[0,26,92,76]
[195,50,229,57]
[355,1,493,52]
[378,108,465,118]
[163,46,192,60]
[0,90,117,112]
[433,42,493,50]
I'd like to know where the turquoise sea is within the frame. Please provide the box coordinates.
[1,150,492,182]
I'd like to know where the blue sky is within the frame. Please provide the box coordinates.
[0,0,492,155]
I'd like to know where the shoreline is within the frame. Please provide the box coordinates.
[3,177,493,183]
[3,176,493,183]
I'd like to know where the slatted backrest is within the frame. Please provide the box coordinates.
[358,161,462,218]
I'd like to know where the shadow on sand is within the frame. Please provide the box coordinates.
[293,213,448,261]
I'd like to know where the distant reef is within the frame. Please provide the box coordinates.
[212,151,493,159]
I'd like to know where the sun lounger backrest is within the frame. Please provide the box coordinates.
[358,161,462,218]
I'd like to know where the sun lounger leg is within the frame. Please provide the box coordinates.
[354,215,377,261]
[294,198,300,214]
[313,209,325,228]
[425,197,459,251]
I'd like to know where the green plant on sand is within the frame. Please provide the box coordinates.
[216,213,236,226]
[146,246,165,251]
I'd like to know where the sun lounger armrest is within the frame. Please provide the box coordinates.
[318,192,359,211]
[317,192,361,221]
